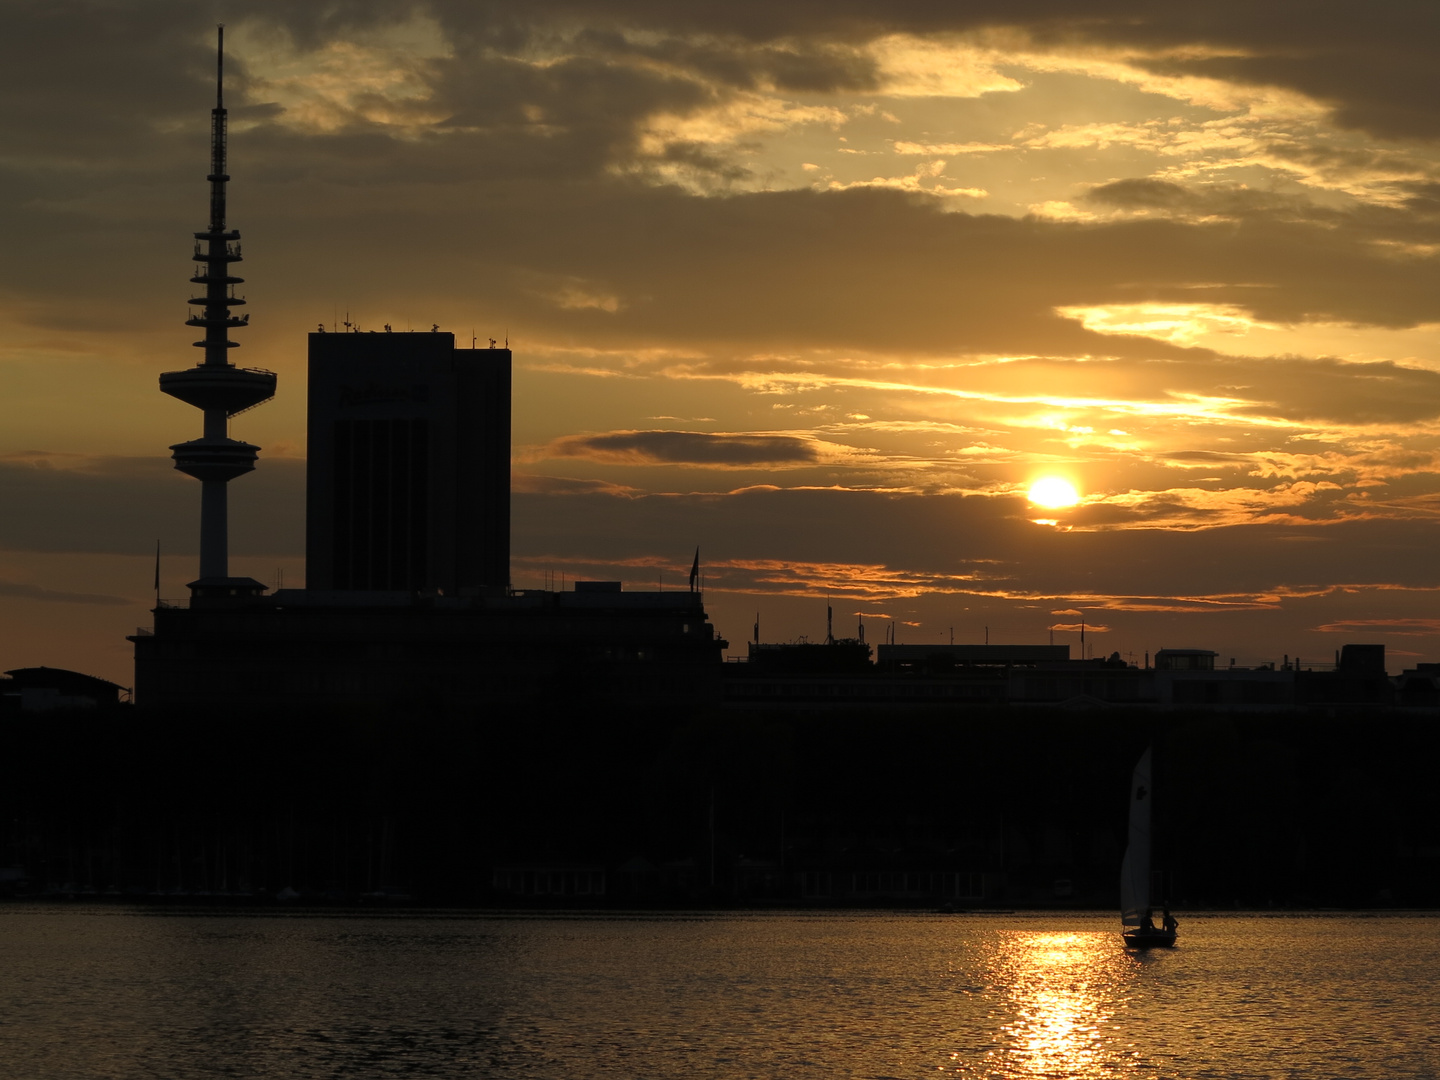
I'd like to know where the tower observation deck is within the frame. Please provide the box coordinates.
[158,26,276,601]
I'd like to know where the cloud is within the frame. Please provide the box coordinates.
[511,473,640,495]
[418,2,1440,141]
[0,454,304,556]
[513,484,1440,599]
[639,349,1440,436]
[1311,618,1440,636]
[0,579,128,606]
[505,479,1440,660]
[540,429,825,466]
[12,14,1440,368]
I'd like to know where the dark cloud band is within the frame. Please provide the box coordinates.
[543,429,822,465]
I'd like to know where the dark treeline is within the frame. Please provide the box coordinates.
[3,702,1438,907]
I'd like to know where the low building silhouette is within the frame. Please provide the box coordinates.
[132,584,725,710]
[748,638,872,672]
[0,667,128,714]
[722,640,1405,711]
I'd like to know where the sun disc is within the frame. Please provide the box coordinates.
[1028,477,1080,508]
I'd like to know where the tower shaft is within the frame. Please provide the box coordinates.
[159,26,276,601]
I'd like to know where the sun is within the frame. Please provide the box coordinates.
[1028,477,1081,508]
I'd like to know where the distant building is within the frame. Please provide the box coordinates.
[877,643,1070,672]
[722,640,1405,711]
[1,667,127,714]
[1153,648,1218,671]
[748,639,872,673]
[1394,661,1440,706]
[306,331,511,593]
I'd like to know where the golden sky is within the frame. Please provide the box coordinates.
[6,2,1440,682]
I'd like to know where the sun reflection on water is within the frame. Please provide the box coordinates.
[950,930,1141,1078]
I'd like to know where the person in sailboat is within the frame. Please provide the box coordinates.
[1140,908,1157,932]
[1162,907,1178,934]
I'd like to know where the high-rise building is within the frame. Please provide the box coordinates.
[304,332,511,593]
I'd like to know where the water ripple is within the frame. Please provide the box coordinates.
[0,909,1436,1079]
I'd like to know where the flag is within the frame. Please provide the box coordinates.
[689,546,700,591]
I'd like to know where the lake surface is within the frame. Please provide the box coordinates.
[1,908,1435,1079]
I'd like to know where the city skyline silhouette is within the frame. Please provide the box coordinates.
[4,9,1440,685]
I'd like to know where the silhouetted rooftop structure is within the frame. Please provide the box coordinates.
[877,644,1070,672]
[1153,649,1218,671]
[1,667,127,713]
[131,585,726,710]
[721,641,1404,711]
[747,639,872,673]
[1339,643,1386,677]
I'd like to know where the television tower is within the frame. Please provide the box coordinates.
[159,26,276,600]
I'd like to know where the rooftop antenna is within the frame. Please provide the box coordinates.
[157,24,276,598]
[754,612,760,645]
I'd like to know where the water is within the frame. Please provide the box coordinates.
[1,908,1435,1079]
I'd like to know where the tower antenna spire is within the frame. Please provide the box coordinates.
[158,24,277,600]
[208,25,228,242]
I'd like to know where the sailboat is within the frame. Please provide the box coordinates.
[1120,747,1177,948]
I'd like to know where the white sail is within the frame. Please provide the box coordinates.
[1119,747,1153,927]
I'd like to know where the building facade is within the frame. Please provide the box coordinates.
[133,586,726,711]
[306,331,511,593]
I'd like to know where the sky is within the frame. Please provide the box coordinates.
[7,1,1440,684]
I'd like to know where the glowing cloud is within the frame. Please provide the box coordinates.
[1055,303,1271,345]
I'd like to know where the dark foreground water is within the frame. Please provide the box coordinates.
[1,908,1435,1079]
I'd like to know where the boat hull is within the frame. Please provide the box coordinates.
[1122,928,1177,949]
